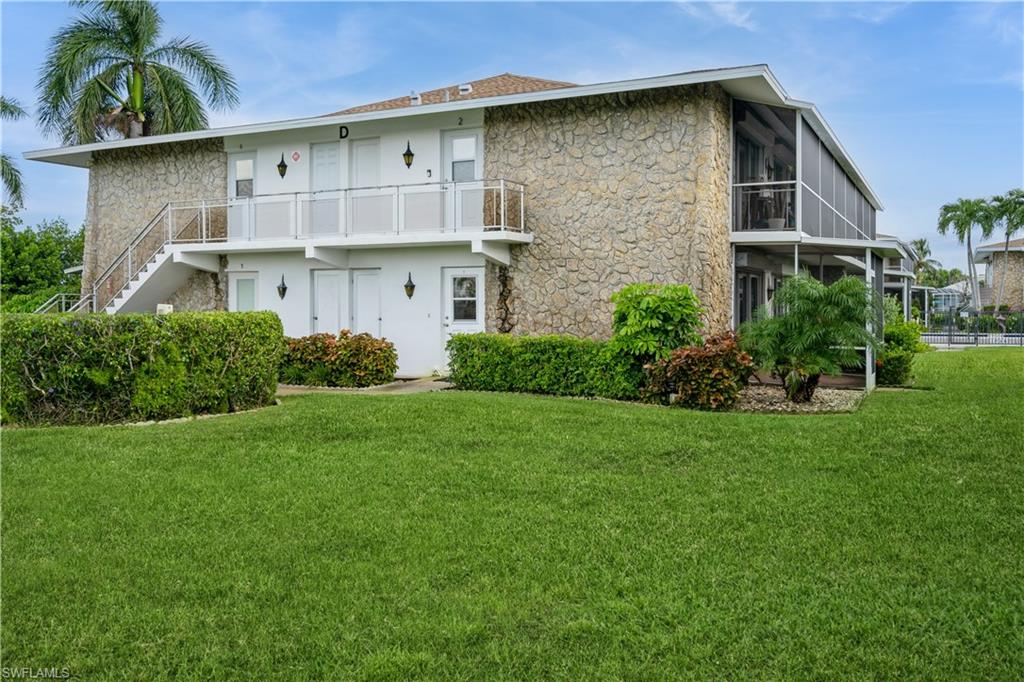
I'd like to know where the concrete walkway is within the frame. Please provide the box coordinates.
[276,376,451,397]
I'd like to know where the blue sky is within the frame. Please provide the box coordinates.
[2,1,1022,270]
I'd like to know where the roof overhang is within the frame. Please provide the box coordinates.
[23,64,881,209]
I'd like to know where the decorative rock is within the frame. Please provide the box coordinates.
[483,84,732,338]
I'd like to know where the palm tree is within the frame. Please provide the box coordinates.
[740,275,878,403]
[988,189,1024,317]
[1,96,28,208]
[937,198,995,310]
[37,0,238,144]
[908,237,941,278]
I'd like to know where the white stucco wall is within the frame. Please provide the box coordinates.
[224,246,486,376]
[223,109,485,196]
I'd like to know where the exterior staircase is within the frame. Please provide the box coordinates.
[86,200,222,313]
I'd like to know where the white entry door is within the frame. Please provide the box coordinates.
[441,130,483,230]
[349,138,391,234]
[309,142,341,236]
[351,269,381,336]
[313,270,345,334]
[227,152,256,240]
[443,267,485,346]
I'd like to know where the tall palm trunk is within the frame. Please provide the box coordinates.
[992,237,1011,329]
[966,229,980,309]
[127,65,145,138]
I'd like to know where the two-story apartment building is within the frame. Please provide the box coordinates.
[26,65,906,382]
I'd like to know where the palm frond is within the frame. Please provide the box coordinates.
[1,153,25,208]
[147,37,239,110]
[145,63,208,134]
[0,96,28,121]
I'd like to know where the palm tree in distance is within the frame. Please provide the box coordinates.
[937,198,994,310]
[908,237,941,278]
[1,96,28,207]
[37,0,238,144]
[988,189,1024,318]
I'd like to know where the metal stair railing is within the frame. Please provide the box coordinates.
[32,292,90,314]
[91,203,205,312]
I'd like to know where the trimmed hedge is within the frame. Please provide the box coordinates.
[280,330,397,387]
[446,333,642,400]
[1,312,283,425]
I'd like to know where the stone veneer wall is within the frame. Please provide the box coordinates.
[483,83,733,338]
[989,251,1024,309]
[82,138,227,308]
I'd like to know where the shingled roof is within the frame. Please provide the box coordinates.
[978,237,1024,251]
[327,73,576,116]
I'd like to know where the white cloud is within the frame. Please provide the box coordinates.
[676,2,758,32]
[847,3,909,25]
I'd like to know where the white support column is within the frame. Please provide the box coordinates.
[730,243,737,328]
[865,247,876,391]
[794,243,800,276]
[903,279,911,321]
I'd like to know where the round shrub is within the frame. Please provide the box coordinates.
[644,332,754,410]
[280,330,397,388]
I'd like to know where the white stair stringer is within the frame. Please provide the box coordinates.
[104,244,202,314]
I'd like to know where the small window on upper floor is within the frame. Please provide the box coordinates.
[235,159,254,198]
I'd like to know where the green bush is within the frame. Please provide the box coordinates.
[610,283,704,364]
[446,333,642,400]
[644,332,754,410]
[280,330,397,388]
[884,318,926,352]
[877,347,915,386]
[0,284,79,314]
[1,312,283,425]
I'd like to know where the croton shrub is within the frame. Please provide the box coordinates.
[280,330,397,387]
[445,333,642,400]
[644,332,755,410]
[1,312,283,425]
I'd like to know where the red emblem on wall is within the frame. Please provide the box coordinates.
[291,151,301,162]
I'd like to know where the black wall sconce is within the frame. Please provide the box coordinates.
[277,153,288,178]
[402,141,414,169]
[277,275,288,299]
[404,272,416,299]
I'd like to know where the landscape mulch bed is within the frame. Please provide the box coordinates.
[733,385,865,413]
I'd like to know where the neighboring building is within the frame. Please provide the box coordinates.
[975,237,1024,310]
[878,233,917,320]
[25,65,905,381]
[932,281,971,313]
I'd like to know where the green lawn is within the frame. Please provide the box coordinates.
[3,349,1023,679]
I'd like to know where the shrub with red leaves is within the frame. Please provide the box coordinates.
[644,332,754,411]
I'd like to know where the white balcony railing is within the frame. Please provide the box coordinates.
[181,178,525,243]
[90,178,526,312]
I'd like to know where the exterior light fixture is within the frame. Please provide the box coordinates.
[402,141,414,169]
[277,275,288,299]
[277,153,288,178]
[404,272,416,299]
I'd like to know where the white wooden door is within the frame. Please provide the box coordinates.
[349,139,390,233]
[441,130,483,230]
[350,269,381,336]
[443,267,485,346]
[228,152,256,240]
[313,270,345,334]
[309,143,340,235]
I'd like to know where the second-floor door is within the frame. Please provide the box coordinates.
[309,142,341,235]
[349,138,390,234]
[228,152,256,240]
[442,129,483,231]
